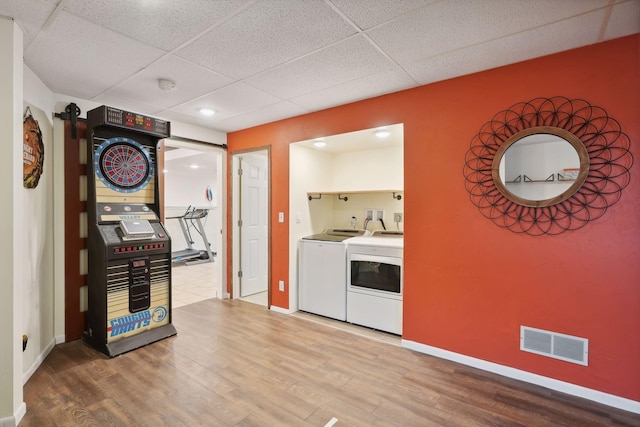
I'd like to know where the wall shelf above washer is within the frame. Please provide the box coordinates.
[307,190,403,201]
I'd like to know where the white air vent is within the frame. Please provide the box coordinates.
[520,326,588,366]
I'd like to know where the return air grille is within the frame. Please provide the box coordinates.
[520,326,588,366]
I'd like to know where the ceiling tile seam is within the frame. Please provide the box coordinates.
[155,31,383,114]
[86,1,258,102]
[282,69,414,111]
[324,0,420,86]
[327,0,439,34]
[155,94,302,123]
[359,32,421,86]
[92,1,403,111]
[24,0,71,51]
[399,5,617,71]
[324,0,365,33]
[597,0,616,41]
[233,32,401,93]
[153,75,290,116]
[165,0,257,55]
[86,48,238,103]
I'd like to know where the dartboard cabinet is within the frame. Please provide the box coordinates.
[83,105,176,357]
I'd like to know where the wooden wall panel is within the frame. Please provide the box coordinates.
[64,121,88,341]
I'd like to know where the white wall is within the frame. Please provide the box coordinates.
[330,146,404,192]
[0,16,26,426]
[163,139,222,256]
[21,86,56,389]
[164,169,218,253]
[329,192,404,232]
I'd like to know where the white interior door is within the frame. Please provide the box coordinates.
[239,152,268,297]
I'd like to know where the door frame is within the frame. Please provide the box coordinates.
[161,137,227,302]
[231,147,271,306]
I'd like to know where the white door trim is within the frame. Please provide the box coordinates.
[231,148,270,305]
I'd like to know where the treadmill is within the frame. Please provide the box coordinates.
[167,207,215,265]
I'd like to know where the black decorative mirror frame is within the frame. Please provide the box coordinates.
[463,97,633,236]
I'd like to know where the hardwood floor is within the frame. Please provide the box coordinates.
[22,299,639,426]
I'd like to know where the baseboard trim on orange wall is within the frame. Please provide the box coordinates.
[402,339,640,415]
[269,305,293,315]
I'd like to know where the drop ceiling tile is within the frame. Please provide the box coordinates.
[605,0,640,40]
[24,11,164,99]
[175,0,356,79]
[91,92,164,117]
[367,0,609,65]
[100,55,234,111]
[211,101,309,133]
[156,110,221,133]
[290,68,416,111]
[62,0,252,51]
[0,0,56,46]
[245,35,396,100]
[169,82,281,120]
[404,9,605,85]
[330,0,435,30]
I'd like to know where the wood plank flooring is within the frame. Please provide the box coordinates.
[22,299,640,426]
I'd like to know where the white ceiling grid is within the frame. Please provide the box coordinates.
[0,0,637,133]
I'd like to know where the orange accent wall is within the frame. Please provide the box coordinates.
[227,35,640,401]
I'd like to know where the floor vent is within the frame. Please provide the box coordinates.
[520,326,588,366]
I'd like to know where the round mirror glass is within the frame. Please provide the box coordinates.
[491,127,589,207]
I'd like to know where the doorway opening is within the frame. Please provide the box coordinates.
[163,138,225,308]
[288,124,404,313]
[232,148,270,307]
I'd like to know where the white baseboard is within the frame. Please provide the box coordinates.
[23,337,56,385]
[14,403,26,427]
[402,339,640,415]
[55,335,65,344]
[269,305,293,315]
[0,402,26,427]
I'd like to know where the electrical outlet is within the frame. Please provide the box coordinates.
[278,280,285,292]
[365,209,373,220]
[394,212,403,222]
[349,216,357,226]
[375,209,384,221]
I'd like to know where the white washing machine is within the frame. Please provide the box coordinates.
[298,229,368,320]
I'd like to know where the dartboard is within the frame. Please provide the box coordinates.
[95,137,153,193]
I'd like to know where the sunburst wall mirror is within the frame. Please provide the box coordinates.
[463,97,633,236]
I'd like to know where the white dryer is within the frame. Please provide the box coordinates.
[346,230,404,334]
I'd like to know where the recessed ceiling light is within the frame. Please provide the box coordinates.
[374,129,390,138]
[313,138,326,148]
[190,164,199,169]
[199,108,215,117]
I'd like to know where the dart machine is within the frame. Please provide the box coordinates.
[83,105,176,357]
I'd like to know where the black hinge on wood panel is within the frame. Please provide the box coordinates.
[237,271,243,278]
[238,168,243,176]
[54,103,84,139]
